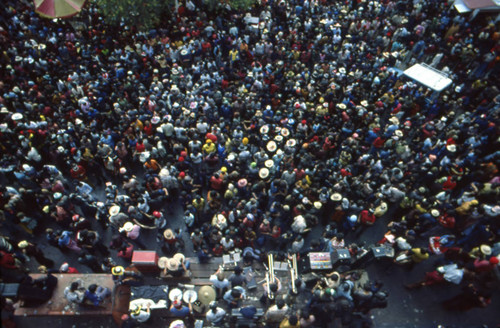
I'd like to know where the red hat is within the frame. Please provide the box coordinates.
[153,211,161,218]
[301,120,306,124]
[179,171,186,178]
[489,257,499,265]
[178,156,185,162]
[180,151,187,158]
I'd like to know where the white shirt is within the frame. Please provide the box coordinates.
[209,275,230,290]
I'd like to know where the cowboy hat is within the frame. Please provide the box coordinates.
[286,139,296,147]
[388,117,399,124]
[238,178,248,188]
[274,135,283,142]
[155,256,168,270]
[446,144,456,152]
[430,209,440,217]
[480,245,492,256]
[331,193,342,201]
[173,253,185,264]
[18,240,29,248]
[123,222,134,232]
[163,229,175,240]
[11,113,23,121]
[281,128,290,137]
[112,266,125,276]
[109,205,120,216]
[264,159,274,168]
[167,258,180,271]
[151,116,160,124]
[267,141,277,152]
[260,125,269,134]
[259,168,270,179]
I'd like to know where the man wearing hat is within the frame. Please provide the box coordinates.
[130,303,151,323]
[206,301,226,325]
[209,267,230,298]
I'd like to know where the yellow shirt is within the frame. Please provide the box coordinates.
[202,142,216,154]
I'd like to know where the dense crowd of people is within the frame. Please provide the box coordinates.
[1,0,499,327]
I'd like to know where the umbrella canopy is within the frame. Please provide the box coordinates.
[34,0,86,19]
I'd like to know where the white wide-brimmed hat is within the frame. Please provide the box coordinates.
[259,168,270,179]
[109,205,120,216]
[267,141,277,152]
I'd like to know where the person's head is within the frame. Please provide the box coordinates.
[217,272,225,281]
[277,299,285,309]
[209,301,217,311]
[88,284,97,293]
[288,315,298,325]
[231,289,242,299]
[234,266,243,275]
[70,282,79,292]
[269,283,278,293]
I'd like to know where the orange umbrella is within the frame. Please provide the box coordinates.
[34,0,86,19]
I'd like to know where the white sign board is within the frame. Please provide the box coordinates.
[403,64,453,92]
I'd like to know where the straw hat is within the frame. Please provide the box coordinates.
[313,201,322,209]
[264,159,274,168]
[151,116,160,124]
[286,139,296,147]
[430,209,440,217]
[274,135,283,142]
[238,178,248,188]
[267,141,277,152]
[395,130,403,137]
[11,113,23,121]
[123,222,134,232]
[446,144,456,152]
[388,116,399,125]
[163,229,175,240]
[173,253,185,264]
[360,100,368,107]
[109,205,121,216]
[167,258,180,271]
[278,126,289,137]
[18,240,29,249]
[158,257,169,269]
[259,168,270,179]
[112,266,124,276]
[331,193,342,201]
[480,245,492,256]
[337,103,346,110]
[260,125,269,134]
[198,286,216,305]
